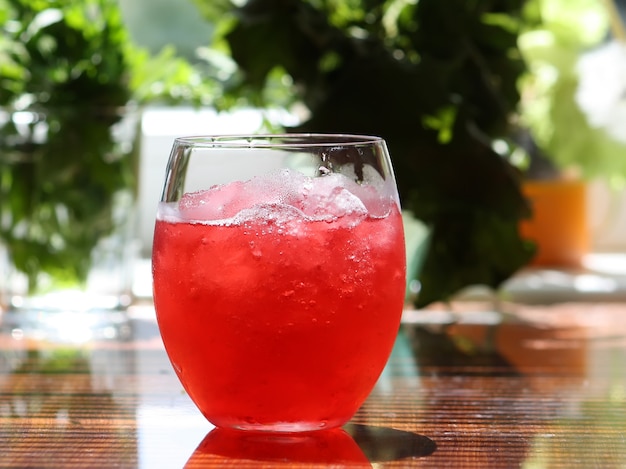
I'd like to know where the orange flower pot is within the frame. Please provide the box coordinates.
[520,179,589,268]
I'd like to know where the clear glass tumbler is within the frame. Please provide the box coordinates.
[152,134,406,432]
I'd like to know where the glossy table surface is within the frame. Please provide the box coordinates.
[1,300,626,468]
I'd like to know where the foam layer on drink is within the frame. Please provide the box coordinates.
[159,168,394,225]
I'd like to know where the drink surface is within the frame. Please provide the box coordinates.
[152,169,406,431]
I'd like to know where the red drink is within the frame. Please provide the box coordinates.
[152,170,406,432]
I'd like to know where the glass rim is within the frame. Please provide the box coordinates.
[173,133,385,149]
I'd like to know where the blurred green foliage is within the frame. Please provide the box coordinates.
[195,0,536,306]
[0,0,219,107]
[519,0,626,186]
[0,0,220,293]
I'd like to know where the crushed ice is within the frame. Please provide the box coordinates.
[159,168,394,224]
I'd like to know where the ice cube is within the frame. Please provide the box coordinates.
[233,203,306,235]
[178,172,290,222]
[295,173,368,221]
[334,164,395,217]
[178,181,248,221]
[348,183,395,218]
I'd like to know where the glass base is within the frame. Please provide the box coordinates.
[211,417,349,433]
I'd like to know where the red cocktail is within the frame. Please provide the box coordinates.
[152,135,406,432]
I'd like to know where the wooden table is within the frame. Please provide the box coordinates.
[1,301,626,468]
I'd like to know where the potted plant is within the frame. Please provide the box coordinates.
[193,0,535,307]
[0,0,218,314]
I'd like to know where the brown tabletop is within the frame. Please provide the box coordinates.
[1,301,625,468]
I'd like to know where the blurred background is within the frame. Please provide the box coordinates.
[3,0,626,309]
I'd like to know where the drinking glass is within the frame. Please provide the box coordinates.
[152,134,406,432]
